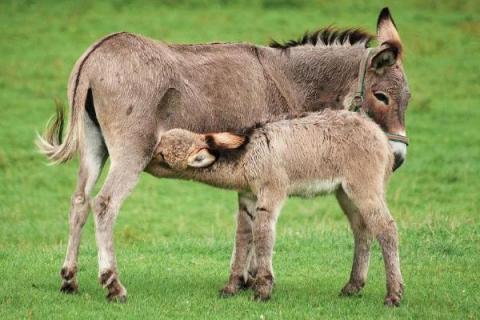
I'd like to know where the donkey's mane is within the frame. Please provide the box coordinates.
[269,27,374,50]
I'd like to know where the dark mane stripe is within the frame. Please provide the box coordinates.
[269,27,374,50]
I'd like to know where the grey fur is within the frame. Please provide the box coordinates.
[37,8,408,304]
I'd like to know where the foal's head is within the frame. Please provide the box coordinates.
[155,129,246,170]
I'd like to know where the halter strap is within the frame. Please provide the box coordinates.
[349,48,373,112]
[385,133,409,146]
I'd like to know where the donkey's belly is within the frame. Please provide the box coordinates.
[288,179,341,198]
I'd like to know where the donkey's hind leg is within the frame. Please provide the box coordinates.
[340,187,403,306]
[336,188,373,297]
[91,141,155,302]
[61,117,107,293]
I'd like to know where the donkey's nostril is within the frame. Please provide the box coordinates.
[393,154,404,171]
[389,140,407,171]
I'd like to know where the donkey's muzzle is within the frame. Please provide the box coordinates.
[389,140,407,171]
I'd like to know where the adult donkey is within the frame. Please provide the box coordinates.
[38,8,410,302]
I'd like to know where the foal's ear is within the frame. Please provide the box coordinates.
[204,132,247,150]
[187,149,217,168]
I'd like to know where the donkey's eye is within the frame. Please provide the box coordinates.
[374,92,390,105]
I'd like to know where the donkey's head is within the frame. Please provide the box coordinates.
[155,129,246,170]
[360,8,410,170]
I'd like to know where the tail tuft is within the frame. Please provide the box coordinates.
[36,100,78,164]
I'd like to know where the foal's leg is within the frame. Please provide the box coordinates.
[220,193,257,297]
[251,189,285,301]
[336,189,373,296]
[61,117,107,293]
[348,191,403,306]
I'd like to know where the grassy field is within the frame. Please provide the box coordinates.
[1,0,479,318]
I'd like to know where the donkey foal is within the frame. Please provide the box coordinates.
[148,109,403,306]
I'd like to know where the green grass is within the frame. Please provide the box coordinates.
[1,0,479,319]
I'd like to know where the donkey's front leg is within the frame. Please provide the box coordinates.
[91,163,144,302]
[251,189,285,301]
[220,193,257,297]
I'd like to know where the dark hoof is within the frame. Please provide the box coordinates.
[107,292,127,303]
[100,269,127,303]
[252,293,271,302]
[252,275,274,302]
[219,274,255,298]
[60,266,78,294]
[60,280,78,294]
[384,295,401,307]
[384,283,403,307]
[339,281,364,297]
[219,288,236,298]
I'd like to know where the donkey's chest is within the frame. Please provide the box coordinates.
[288,179,341,198]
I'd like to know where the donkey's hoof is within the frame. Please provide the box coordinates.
[100,269,127,303]
[106,281,127,303]
[60,266,78,294]
[339,281,364,296]
[60,280,78,294]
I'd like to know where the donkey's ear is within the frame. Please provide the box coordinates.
[370,44,399,74]
[205,132,247,150]
[377,7,401,46]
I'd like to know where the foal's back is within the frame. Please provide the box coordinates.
[246,110,394,196]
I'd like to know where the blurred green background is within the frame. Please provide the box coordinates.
[0,0,479,319]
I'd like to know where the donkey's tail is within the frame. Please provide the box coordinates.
[36,75,89,164]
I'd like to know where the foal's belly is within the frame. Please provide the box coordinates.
[288,179,342,198]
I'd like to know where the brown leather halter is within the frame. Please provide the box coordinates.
[349,48,409,146]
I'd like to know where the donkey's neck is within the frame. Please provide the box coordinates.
[262,46,365,111]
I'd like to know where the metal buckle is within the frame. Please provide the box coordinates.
[350,95,363,112]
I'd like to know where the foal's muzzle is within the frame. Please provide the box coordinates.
[389,140,407,171]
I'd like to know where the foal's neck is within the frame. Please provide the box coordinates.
[184,151,248,191]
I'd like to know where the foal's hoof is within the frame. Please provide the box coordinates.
[252,292,271,302]
[60,280,78,294]
[107,292,127,303]
[384,283,403,307]
[339,281,364,296]
[219,274,255,298]
[252,275,274,302]
[219,287,236,298]
[384,295,401,307]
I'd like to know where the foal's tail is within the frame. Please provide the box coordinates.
[36,79,89,164]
